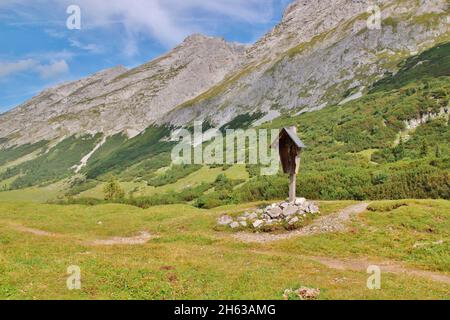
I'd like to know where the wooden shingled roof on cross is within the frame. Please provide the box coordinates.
[271,127,307,149]
[271,126,306,203]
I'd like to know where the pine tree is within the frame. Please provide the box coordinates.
[435,145,442,158]
[420,140,429,157]
[103,177,125,201]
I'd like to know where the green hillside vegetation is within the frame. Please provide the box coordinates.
[0,140,47,166]
[371,42,450,93]
[0,135,102,189]
[0,43,448,207]
[84,126,173,179]
[192,43,449,207]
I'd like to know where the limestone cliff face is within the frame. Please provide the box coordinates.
[1,0,449,147]
[164,0,450,126]
[0,35,246,146]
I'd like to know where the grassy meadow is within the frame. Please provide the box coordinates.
[0,198,448,300]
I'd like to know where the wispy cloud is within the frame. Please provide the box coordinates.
[0,0,282,53]
[35,60,69,79]
[69,39,104,54]
[0,59,36,78]
[0,59,69,79]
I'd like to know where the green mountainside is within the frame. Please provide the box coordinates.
[0,42,448,205]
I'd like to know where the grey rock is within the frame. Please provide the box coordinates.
[217,215,233,226]
[248,213,258,221]
[230,222,240,229]
[280,202,290,209]
[283,205,298,217]
[253,220,264,229]
[289,217,300,226]
[308,204,320,214]
[267,207,283,219]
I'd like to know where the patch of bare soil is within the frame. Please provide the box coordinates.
[87,231,154,246]
[310,256,450,285]
[9,223,153,246]
[233,203,369,243]
[10,224,63,238]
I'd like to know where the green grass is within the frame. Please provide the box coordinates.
[77,166,247,200]
[0,199,448,299]
[0,181,67,203]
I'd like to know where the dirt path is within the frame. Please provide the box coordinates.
[7,223,154,246]
[247,249,450,284]
[233,203,369,243]
[87,231,154,246]
[9,224,65,238]
[310,256,450,285]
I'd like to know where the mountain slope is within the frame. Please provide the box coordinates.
[164,0,450,126]
[0,35,246,147]
[0,42,448,203]
[0,0,449,202]
[1,0,449,147]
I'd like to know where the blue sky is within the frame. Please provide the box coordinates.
[0,0,292,113]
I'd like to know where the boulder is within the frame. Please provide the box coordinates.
[288,217,300,225]
[248,212,258,220]
[296,287,321,300]
[280,202,290,209]
[267,207,282,219]
[240,221,248,227]
[308,203,320,214]
[253,220,264,229]
[217,215,233,226]
[283,205,298,217]
[295,197,307,206]
[230,222,240,229]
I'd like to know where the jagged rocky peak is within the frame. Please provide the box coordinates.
[179,33,248,55]
[182,33,213,44]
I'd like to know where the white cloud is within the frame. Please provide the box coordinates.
[69,39,104,54]
[74,0,276,46]
[1,0,282,55]
[0,59,37,77]
[35,60,69,79]
[0,59,69,79]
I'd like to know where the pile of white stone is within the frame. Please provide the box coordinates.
[217,198,320,230]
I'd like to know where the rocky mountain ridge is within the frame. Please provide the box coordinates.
[0,34,247,147]
[0,0,449,147]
